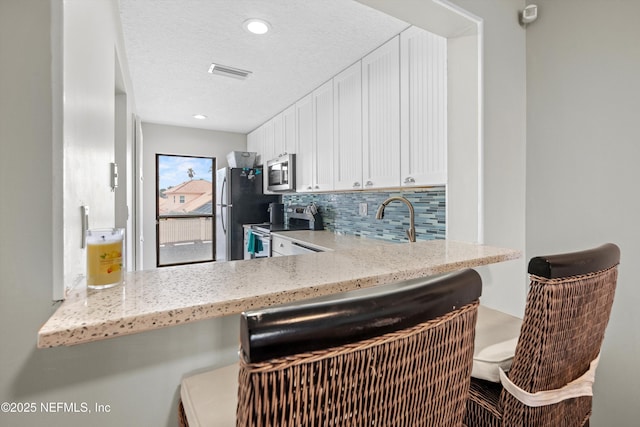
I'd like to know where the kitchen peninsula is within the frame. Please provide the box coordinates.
[38,238,520,348]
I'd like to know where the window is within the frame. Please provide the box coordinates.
[156,154,216,267]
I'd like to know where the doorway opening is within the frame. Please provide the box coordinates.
[156,154,216,267]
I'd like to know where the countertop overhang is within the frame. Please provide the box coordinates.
[37,239,520,348]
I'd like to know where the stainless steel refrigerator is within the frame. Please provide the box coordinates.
[216,167,280,261]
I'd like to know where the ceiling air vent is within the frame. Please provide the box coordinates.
[208,63,252,80]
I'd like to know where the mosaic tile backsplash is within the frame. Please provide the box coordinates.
[283,187,446,243]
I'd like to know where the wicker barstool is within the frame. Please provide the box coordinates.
[179,269,483,427]
[465,243,620,427]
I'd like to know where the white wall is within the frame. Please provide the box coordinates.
[525,1,640,424]
[60,0,137,293]
[447,34,480,243]
[140,122,246,269]
[449,0,528,317]
[0,0,57,422]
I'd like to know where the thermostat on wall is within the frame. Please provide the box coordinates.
[520,4,538,26]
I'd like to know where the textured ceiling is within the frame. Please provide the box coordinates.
[118,0,409,134]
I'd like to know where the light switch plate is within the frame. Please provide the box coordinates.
[359,202,368,216]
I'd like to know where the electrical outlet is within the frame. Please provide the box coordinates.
[359,202,368,216]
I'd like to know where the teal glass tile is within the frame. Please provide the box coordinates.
[283,187,446,243]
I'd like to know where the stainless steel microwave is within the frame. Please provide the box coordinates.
[266,154,296,192]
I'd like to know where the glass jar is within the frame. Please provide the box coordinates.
[86,228,124,289]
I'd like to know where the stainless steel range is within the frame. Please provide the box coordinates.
[243,226,271,260]
[243,204,324,259]
[287,203,324,231]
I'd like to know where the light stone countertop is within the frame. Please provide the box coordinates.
[37,238,520,348]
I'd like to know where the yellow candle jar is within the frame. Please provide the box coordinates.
[86,228,124,289]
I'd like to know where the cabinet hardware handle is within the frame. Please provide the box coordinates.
[365,181,373,187]
[353,182,361,187]
[81,205,90,248]
[404,177,416,184]
[307,186,312,190]
[314,185,319,189]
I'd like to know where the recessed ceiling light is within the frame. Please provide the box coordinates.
[193,114,207,120]
[243,18,271,35]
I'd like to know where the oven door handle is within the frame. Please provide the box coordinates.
[251,229,271,239]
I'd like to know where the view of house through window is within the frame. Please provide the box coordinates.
[156,154,215,267]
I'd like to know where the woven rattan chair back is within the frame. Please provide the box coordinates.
[236,269,483,427]
[466,243,620,427]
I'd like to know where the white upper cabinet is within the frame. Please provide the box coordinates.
[333,61,363,191]
[273,104,296,158]
[261,119,275,165]
[251,103,296,171]
[400,26,448,186]
[282,104,297,156]
[246,127,261,166]
[313,79,334,192]
[296,80,334,192]
[247,119,273,170]
[272,113,284,158]
[295,93,314,192]
[247,122,274,193]
[250,26,447,193]
[362,35,401,189]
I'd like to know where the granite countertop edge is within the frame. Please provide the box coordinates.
[37,235,521,348]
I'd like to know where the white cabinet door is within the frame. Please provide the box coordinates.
[296,93,314,192]
[272,234,324,256]
[271,235,292,256]
[333,61,363,191]
[248,121,274,169]
[272,113,284,159]
[312,79,334,192]
[246,128,262,166]
[362,35,401,189]
[296,82,333,193]
[261,119,275,165]
[400,26,447,186]
[272,105,296,158]
[282,104,297,155]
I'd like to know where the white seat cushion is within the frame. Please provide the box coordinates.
[472,305,522,382]
[180,363,238,427]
